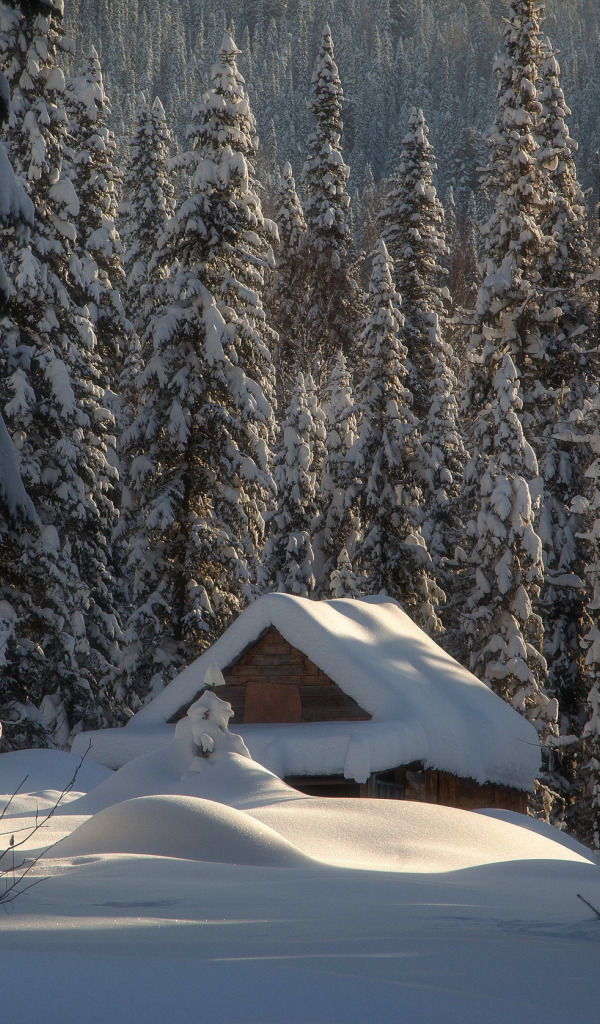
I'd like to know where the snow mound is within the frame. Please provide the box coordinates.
[248,797,595,872]
[73,690,302,814]
[0,749,113,808]
[51,794,313,867]
[73,748,302,815]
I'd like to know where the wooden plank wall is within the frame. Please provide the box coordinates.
[220,627,372,724]
[425,769,528,814]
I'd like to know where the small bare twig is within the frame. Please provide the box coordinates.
[1,742,91,907]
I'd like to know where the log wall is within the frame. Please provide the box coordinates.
[219,626,372,725]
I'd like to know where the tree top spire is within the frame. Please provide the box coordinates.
[219,31,241,59]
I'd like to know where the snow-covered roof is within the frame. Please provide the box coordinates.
[75,595,541,790]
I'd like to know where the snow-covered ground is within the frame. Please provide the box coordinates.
[1,742,599,1024]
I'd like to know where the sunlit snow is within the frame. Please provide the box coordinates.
[1,698,599,1024]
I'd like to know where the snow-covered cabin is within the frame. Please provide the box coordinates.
[74,595,540,811]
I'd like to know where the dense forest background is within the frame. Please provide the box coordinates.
[63,0,600,210]
[1,0,600,846]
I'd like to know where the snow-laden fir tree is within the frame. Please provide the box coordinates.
[421,314,468,569]
[532,31,598,740]
[303,25,350,259]
[465,353,558,744]
[266,160,307,409]
[261,372,324,598]
[0,0,122,745]
[121,285,276,706]
[0,60,46,748]
[464,0,555,413]
[318,351,359,595]
[169,31,277,408]
[120,93,175,341]
[66,45,130,398]
[465,0,597,812]
[379,107,450,421]
[262,372,324,597]
[329,546,361,599]
[351,239,443,633]
[120,39,277,705]
[0,67,32,303]
[299,24,361,385]
[577,420,600,848]
[378,109,465,573]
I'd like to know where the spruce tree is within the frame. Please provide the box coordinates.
[171,31,277,408]
[465,0,554,412]
[67,45,129,396]
[465,354,558,744]
[379,107,450,421]
[266,160,308,409]
[465,0,597,812]
[351,240,443,633]
[261,372,323,597]
[299,24,361,385]
[421,318,468,568]
[120,94,175,340]
[379,109,465,572]
[578,435,600,848]
[533,32,597,739]
[121,35,276,704]
[319,351,359,594]
[0,0,122,745]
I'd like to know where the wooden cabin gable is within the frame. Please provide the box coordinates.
[213,626,373,725]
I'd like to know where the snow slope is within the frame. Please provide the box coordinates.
[1,746,599,1024]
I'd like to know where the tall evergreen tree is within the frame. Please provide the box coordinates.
[465,0,597,815]
[120,94,175,340]
[172,31,277,408]
[379,107,450,421]
[465,354,557,745]
[67,45,129,396]
[0,0,122,745]
[465,0,555,412]
[266,160,308,408]
[121,34,276,704]
[299,24,361,385]
[261,372,323,597]
[351,240,443,633]
[578,419,600,848]
[319,351,358,594]
[533,32,597,741]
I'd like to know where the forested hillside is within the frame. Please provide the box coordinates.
[63,0,600,207]
[1,0,599,849]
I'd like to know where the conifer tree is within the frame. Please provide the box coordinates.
[172,31,277,407]
[299,24,361,385]
[319,351,358,594]
[532,33,597,734]
[465,0,597,807]
[67,45,129,395]
[379,107,450,421]
[266,160,308,408]
[121,35,276,704]
[329,546,361,599]
[465,0,555,412]
[351,240,443,633]
[261,372,322,597]
[0,0,122,744]
[578,431,600,848]
[421,318,468,567]
[120,93,175,335]
[465,354,558,743]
